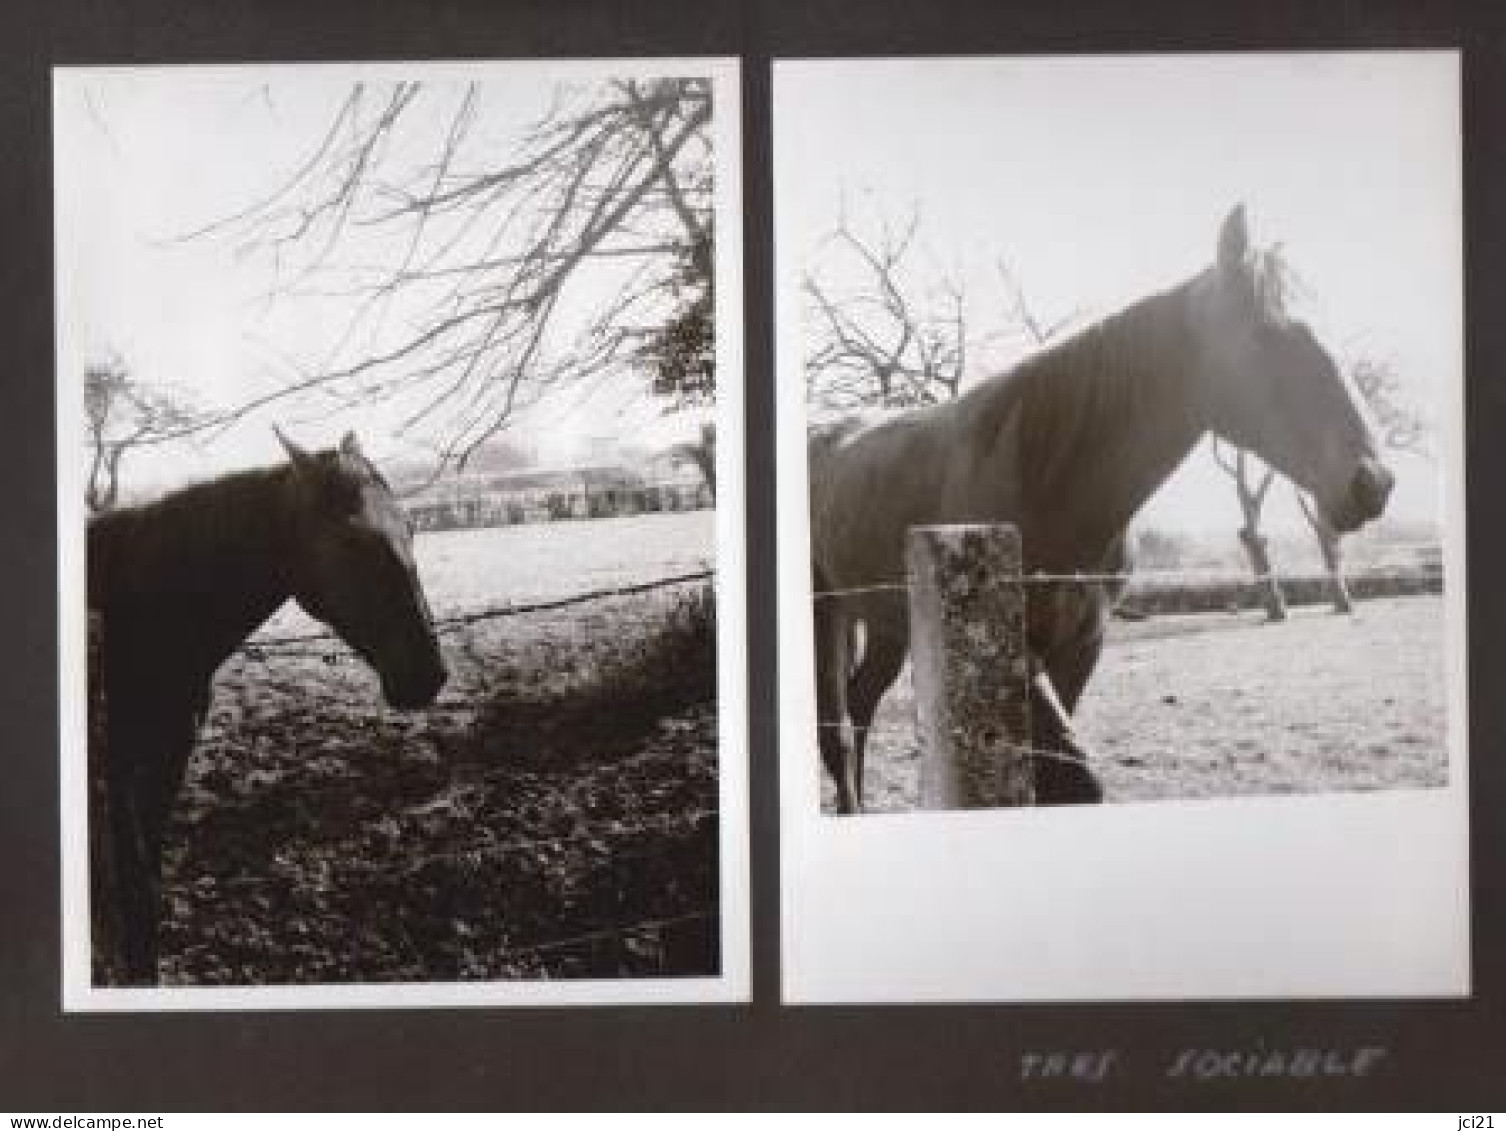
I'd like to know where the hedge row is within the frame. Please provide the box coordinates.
[1119,567,1442,617]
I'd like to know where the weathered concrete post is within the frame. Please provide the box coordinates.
[907,523,1033,809]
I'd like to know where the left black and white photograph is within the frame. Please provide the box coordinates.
[55,60,746,1008]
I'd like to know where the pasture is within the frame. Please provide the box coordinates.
[823,593,1450,814]
[155,511,720,985]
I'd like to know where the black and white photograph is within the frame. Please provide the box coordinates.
[776,53,1468,1001]
[56,60,747,1007]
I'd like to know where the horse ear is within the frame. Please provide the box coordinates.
[1217,204,1251,274]
[340,431,364,459]
[274,425,315,470]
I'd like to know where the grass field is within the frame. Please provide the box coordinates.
[820,594,1451,813]
[250,509,715,640]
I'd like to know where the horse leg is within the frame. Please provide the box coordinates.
[107,754,163,985]
[89,724,125,985]
[813,578,860,814]
[1031,595,1110,805]
[107,702,196,986]
[846,621,907,809]
[1030,669,1103,804]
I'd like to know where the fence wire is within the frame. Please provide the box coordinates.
[814,663,1308,812]
[811,564,1441,602]
[816,719,1108,771]
[188,564,721,976]
[809,552,1445,812]
[500,908,718,965]
[238,566,714,662]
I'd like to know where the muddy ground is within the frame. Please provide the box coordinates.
[155,581,719,986]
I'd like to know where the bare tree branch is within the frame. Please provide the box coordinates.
[187,78,716,474]
[1208,438,1287,619]
[1351,356,1431,459]
[83,356,220,511]
[996,258,1079,347]
[804,205,968,408]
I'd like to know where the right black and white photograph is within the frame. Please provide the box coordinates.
[776,52,1467,1002]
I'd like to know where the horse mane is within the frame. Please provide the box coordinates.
[963,231,1300,477]
[88,464,296,609]
[962,280,1200,509]
[1247,244,1301,322]
[89,444,399,609]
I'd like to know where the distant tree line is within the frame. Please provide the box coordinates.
[407,480,713,533]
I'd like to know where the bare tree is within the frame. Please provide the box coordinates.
[1293,488,1353,614]
[1289,355,1431,612]
[671,419,716,500]
[1210,439,1287,621]
[187,78,713,472]
[803,206,967,408]
[1352,356,1430,459]
[802,201,1085,410]
[84,356,216,512]
[994,258,1080,350]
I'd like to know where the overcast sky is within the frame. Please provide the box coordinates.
[775,52,1460,536]
[55,55,1461,535]
[55,63,717,494]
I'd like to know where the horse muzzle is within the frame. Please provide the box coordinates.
[1329,456,1395,533]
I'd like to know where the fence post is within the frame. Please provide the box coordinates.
[907,523,1034,809]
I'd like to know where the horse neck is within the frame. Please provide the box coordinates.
[91,466,297,680]
[963,284,1205,569]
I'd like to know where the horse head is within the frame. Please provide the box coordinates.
[1188,204,1393,533]
[276,427,448,709]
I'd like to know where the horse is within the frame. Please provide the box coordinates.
[808,205,1395,814]
[87,429,448,985]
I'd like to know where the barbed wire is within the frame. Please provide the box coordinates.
[811,564,1442,602]
[439,567,712,630]
[814,575,1445,812]
[239,566,714,660]
[500,908,718,963]
[816,720,1099,771]
[191,717,720,973]
[103,549,721,978]
[213,881,719,969]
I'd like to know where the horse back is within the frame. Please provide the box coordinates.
[808,403,1028,586]
[809,411,938,582]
